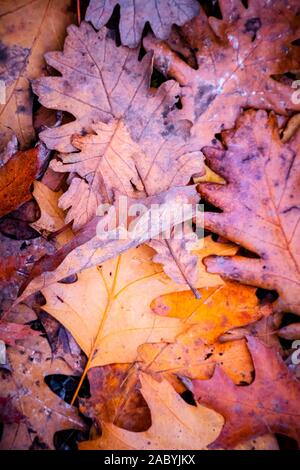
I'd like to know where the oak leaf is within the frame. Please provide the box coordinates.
[0,0,75,151]
[33,22,203,229]
[192,335,300,448]
[198,110,300,314]
[86,0,200,48]
[144,0,300,146]
[79,373,224,450]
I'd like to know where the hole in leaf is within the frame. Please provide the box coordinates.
[44,374,90,405]
[180,390,197,406]
[53,428,91,451]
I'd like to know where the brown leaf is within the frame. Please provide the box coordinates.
[0,0,75,151]
[80,364,151,432]
[86,0,200,48]
[0,144,49,218]
[0,304,85,450]
[198,110,300,314]
[144,0,300,146]
[192,335,300,448]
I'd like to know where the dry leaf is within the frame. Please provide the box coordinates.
[80,363,151,432]
[0,304,85,449]
[0,144,49,218]
[192,335,300,449]
[33,22,203,229]
[16,185,201,304]
[144,0,300,146]
[0,321,39,346]
[79,373,224,450]
[0,0,75,151]
[198,110,300,314]
[86,0,200,47]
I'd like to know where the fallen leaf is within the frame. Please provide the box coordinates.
[151,281,272,344]
[0,144,49,218]
[0,321,39,346]
[0,0,75,151]
[139,335,254,384]
[33,22,203,229]
[144,0,300,146]
[86,0,200,47]
[79,373,224,450]
[198,110,300,314]
[192,335,300,448]
[16,185,202,304]
[80,363,151,432]
[0,304,85,450]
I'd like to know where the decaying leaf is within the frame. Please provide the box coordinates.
[79,373,224,450]
[144,0,300,146]
[0,305,85,450]
[86,0,200,47]
[0,0,75,151]
[192,335,300,448]
[198,110,300,314]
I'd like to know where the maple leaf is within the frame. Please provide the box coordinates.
[0,143,49,218]
[144,0,300,146]
[0,304,85,450]
[79,373,224,450]
[0,0,75,151]
[198,110,300,314]
[192,335,300,448]
[85,0,200,48]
